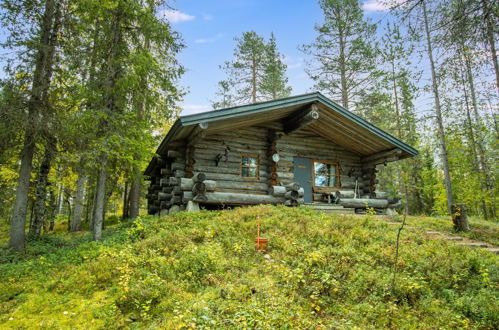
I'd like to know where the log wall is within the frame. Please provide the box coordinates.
[146,120,397,214]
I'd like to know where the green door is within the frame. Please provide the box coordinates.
[293,157,312,203]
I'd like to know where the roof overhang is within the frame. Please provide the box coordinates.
[145,92,418,176]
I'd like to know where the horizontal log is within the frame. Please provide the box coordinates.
[162,187,172,193]
[334,190,356,199]
[174,170,185,178]
[169,177,179,185]
[167,150,182,159]
[180,178,216,191]
[285,182,301,191]
[269,185,287,197]
[171,162,185,171]
[198,192,285,205]
[338,198,389,209]
[373,191,388,199]
[193,164,268,176]
[171,195,182,205]
[158,192,172,201]
[160,168,171,176]
[160,178,169,187]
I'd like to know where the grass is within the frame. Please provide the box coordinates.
[387,215,499,246]
[0,205,497,328]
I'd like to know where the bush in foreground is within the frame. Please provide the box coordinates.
[0,205,497,328]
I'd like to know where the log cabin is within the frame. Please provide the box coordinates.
[144,92,418,215]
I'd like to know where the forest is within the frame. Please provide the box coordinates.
[0,0,497,253]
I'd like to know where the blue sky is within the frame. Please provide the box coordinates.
[164,0,395,115]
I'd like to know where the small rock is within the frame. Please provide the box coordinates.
[457,242,488,248]
[445,236,463,241]
[63,311,68,315]
[264,254,271,260]
[9,317,13,321]
[485,248,499,254]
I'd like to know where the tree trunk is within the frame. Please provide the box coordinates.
[122,180,129,219]
[422,0,454,216]
[338,28,349,109]
[481,0,499,93]
[129,169,141,219]
[452,203,469,232]
[29,137,56,237]
[92,155,108,241]
[8,0,59,251]
[70,168,86,231]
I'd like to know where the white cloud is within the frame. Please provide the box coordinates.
[362,0,405,12]
[194,33,224,44]
[182,104,211,115]
[160,9,195,23]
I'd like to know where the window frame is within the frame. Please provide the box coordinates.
[312,159,341,192]
[240,154,260,180]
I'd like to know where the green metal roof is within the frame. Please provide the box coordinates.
[145,92,418,175]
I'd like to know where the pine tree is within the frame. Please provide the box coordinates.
[260,33,292,100]
[301,0,379,111]
[214,31,291,107]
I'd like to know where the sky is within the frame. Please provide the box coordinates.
[163,0,395,116]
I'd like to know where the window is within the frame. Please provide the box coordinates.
[241,155,259,179]
[313,161,339,188]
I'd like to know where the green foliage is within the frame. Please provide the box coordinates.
[213,31,291,107]
[301,0,379,110]
[1,206,497,328]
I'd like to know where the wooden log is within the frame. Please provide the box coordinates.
[160,178,169,187]
[171,162,185,171]
[283,104,320,134]
[334,190,356,199]
[338,198,389,209]
[160,168,171,176]
[285,190,299,200]
[167,150,181,159]
[162,186,172,193]
[269,185,287,197]
[341,181,364,189]
[171,195,182,205]
[168,177,178,185]
[174,170,185,178]
[198,192,285,205]
[192,182,207,196]
[158,192,172,201]
[452,203,469,232]
[373,191,388,199]
[285,182,301,191]
[388,196,401,204]
[182,191,193,203]
[180,178,216,191]
[192,172,207,183]
[172,186,182,195]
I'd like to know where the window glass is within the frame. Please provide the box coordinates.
[313,161,338,187]
[241,155,258,178]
